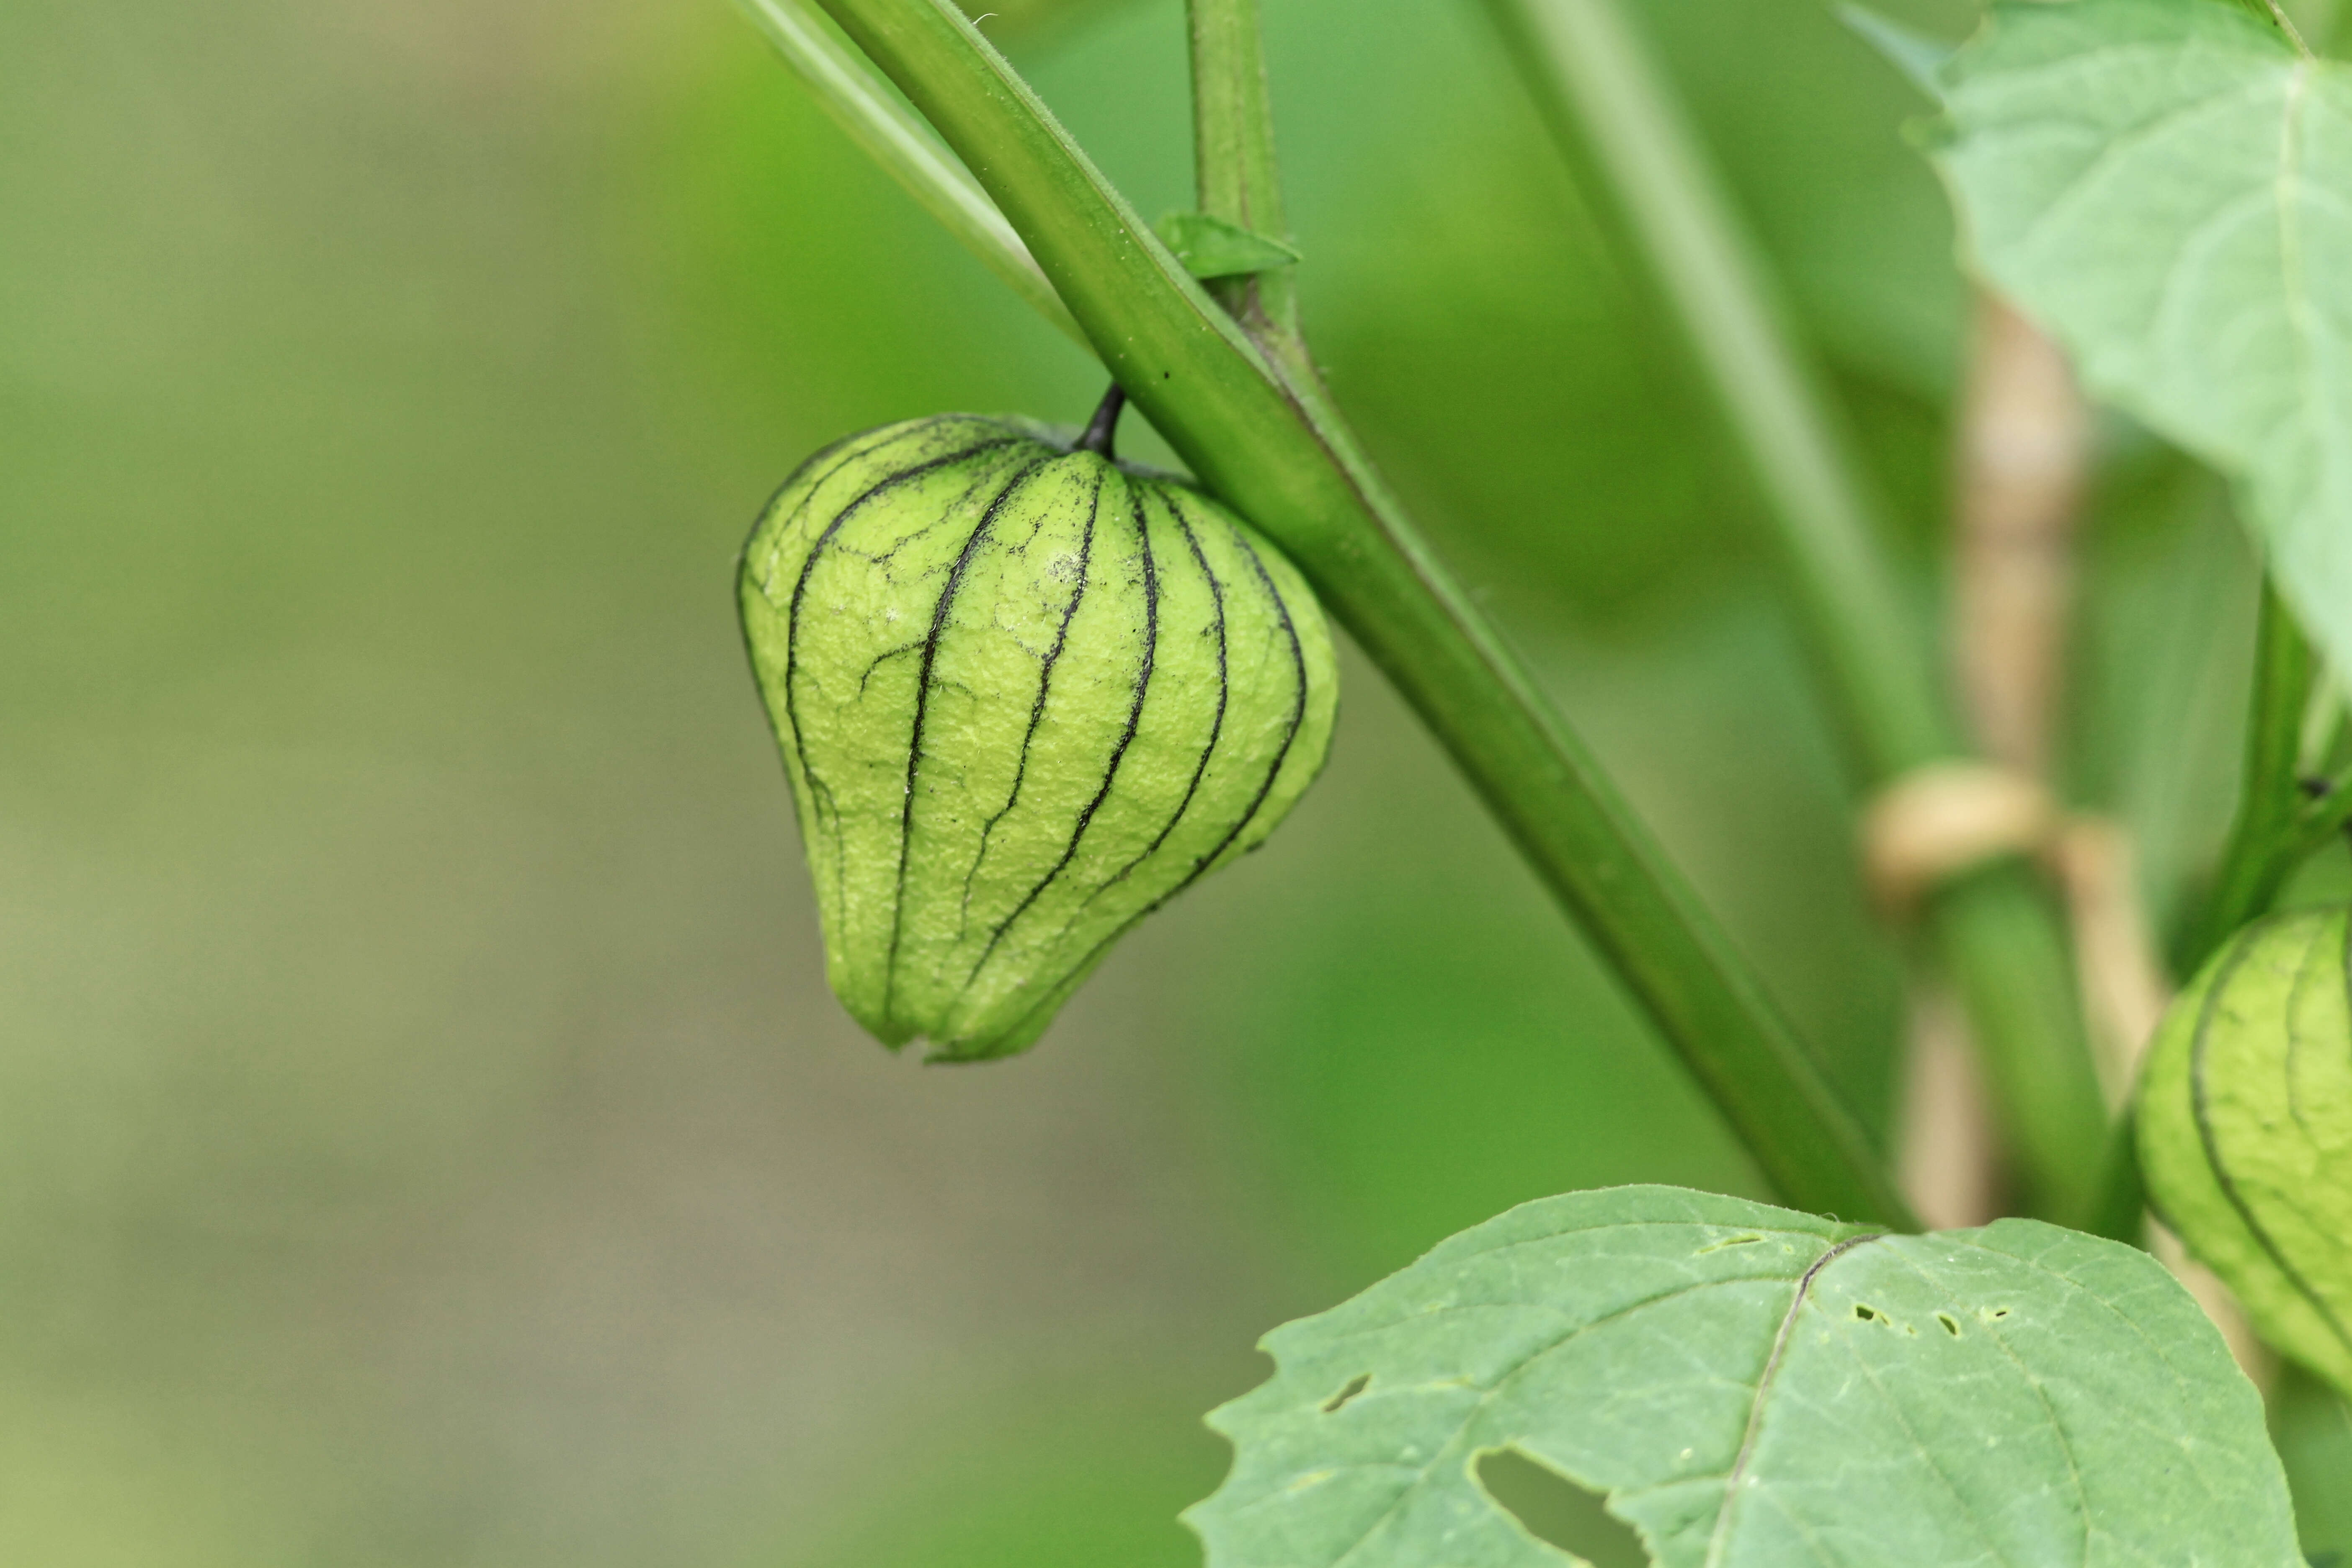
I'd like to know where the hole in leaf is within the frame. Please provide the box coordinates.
[1937,1313,1960,1337]
[1476,1449,1653,1567]
[1321,1373,1370,1414]
[1989,1308,2010,1319]
[1853,1304,1876,1322]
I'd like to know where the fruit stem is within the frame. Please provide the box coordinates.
[1075,382,1126,458]
[2177,580,2318,975]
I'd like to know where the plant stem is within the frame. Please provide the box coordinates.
[735,0,1089,348]
[2246,0,2317,57]
[1896,296,2091,1230]
[1184,0,1304,362]
[2084,1108,2146,1244]
[1074,381,1126,457]
[1479,0,1935,776]
[810,0,1915,1228]
[2176,581,2318,975]
[1951,295,2086,782]
[1480,0,2111,1225]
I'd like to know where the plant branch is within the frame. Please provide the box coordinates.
[735,0,1089,348]
[1898,296,2092,1230]
[1184,0,1303,358]
[1479,0,1936,776]
[1478,0,2112,1225]
[2177,582,2320,974]
[807,0,1916,1228]
[1952,296,2087,783]
[2241,0,2317,57]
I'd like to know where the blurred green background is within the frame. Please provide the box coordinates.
[0,0,2296,1562]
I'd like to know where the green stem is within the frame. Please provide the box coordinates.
[2177,580,2318,975]
[735,0,1088,348]
[2083,1107,2147,1245]
[811,0,1915,1228]
[1480,0,2111,1225]
[1184,0,1305,362]
[1479,0,1936,776]
[2243,0,2317,57]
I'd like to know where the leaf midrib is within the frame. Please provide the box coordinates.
[1317,1264,1834,1568]
[1700,1233,1886,1568]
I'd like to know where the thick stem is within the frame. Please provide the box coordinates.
[812,0,1915,1228]
[1480,0,2111,1225]
[1478,0,1936,776]
[1185,0,1302,357]
[2177,581,2318,975]
[1952,296,2087,781]
[1893,985,2001,1229]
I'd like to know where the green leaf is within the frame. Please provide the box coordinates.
[1185,1185,2298,1567]
[1927,0,2352,680]
[1152,211,1302,280]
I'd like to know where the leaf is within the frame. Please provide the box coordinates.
[1925,0,2352,679]
[1153,211,1302,280]
[1184,1186,2298,1567]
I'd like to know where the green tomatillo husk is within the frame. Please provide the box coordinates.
[2139,905,2352,1396]
[739,407,1337,1061]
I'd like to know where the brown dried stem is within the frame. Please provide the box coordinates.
[1897,294,2088,1230]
